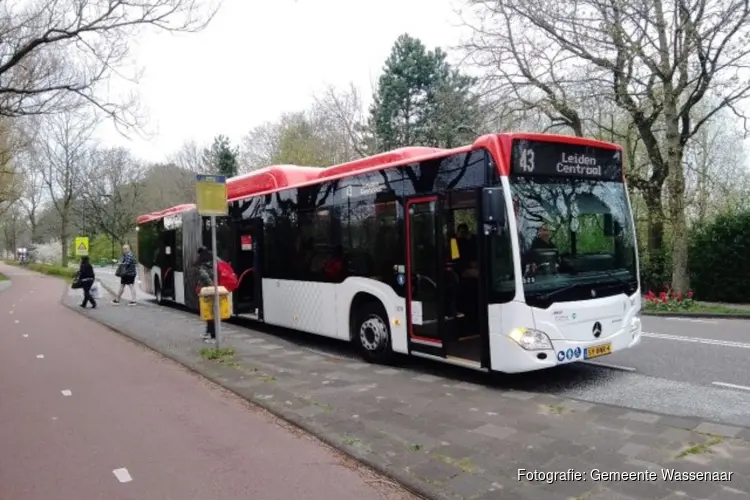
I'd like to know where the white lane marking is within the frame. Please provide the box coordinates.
[582,361,637,372]
[36,354,44,359]
[712,381,750,392]
[61,390,72,396]
[643,331,750,349]
[665,317,717,324]
[113,468,132,483]
[22,334,28,338]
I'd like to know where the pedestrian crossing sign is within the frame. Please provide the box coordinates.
[75,236,89,256]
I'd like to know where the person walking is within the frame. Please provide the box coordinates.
[112,244,137,306]
[78,256,97,308]
[194,247,217,343]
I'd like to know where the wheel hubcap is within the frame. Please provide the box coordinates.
[360,315,387,351]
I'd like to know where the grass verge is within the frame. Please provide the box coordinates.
[643,301,750,316]
[0,273,7,281]
[3,260,77,279]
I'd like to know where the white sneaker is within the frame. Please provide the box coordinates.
[203,338,216,344]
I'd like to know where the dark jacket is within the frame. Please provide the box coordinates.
[196,261,214,288]
[120,252,137,276]
[78,262,95,281]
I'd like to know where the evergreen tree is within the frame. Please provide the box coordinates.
[203,135,239,177]
[368,34,479,152]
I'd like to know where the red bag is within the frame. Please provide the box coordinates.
[217,260,239,292]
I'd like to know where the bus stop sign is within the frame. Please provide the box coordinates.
[195,174,228,216]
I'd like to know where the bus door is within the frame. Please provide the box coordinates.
[161,229,177,299]
[405,196,448,357]
[233,217,263,317]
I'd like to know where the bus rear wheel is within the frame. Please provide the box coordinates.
[354,302,394,364]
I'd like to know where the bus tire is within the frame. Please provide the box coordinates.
[354,301,394,364]
[154,278,165,305]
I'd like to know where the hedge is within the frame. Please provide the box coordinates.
[688,212,750,303]
[3,260,77,279]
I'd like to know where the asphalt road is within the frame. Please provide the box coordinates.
[0,266,413,500]
[92,268,750,427]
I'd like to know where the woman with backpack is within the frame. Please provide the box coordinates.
[194,247,238,344]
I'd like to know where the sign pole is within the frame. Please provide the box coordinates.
[210,215,221,348]
[195,173,228,349]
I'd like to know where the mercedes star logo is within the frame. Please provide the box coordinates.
[592,321,602,338]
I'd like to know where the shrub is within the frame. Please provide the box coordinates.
[3,259,76,279]
[643,289,695,312]
[688,212,750,303]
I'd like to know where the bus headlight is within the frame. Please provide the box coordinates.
[508,328,553,351]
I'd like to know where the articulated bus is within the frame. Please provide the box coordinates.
[136,132,642,374]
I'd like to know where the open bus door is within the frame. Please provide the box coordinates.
[233,217,263,318]
[159,228,177,301]
[404,196,452,358]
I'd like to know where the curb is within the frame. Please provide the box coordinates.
[60,298,438,500]
[643,312,750,320]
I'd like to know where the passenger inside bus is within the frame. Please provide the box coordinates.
[452,223,480,332]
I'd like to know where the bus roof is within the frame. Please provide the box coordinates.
[135,132,623,221]
[135,203,196,225]
[226,165,321,200]
[317,147,444,179]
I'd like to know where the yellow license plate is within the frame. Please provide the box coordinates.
[584,343,612,359]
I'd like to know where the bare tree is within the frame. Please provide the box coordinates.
[0,117,31,216]
[139,162,198,213]
[17,151,46,243]
[462,0,750,292]
[39,109,99,266]
[78,146,145,257]
[312,83,368,160]
[168,139,209,173]
[239,119,285,172]
[0,0,217,132]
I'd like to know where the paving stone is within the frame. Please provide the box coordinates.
[67,294,750,500]
[694,421,743,438]
[471,423,516,440]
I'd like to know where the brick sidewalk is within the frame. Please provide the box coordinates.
[62,287,750,500]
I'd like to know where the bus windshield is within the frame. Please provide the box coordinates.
[510,175,638,303]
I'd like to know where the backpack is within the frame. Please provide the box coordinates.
[217,260,239,292]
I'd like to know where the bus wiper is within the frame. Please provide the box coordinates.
[599,270,635,291]
[535,282,593,302]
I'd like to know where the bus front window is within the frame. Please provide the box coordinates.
[510,175,638,305]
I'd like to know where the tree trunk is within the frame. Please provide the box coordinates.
[60,211,69,267]
[668,152,689,293]
[664,103,689,294]
[642,188,667,290]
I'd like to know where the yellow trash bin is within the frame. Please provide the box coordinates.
[199,286,231,320]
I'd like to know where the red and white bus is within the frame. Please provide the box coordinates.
[136,133,642,373]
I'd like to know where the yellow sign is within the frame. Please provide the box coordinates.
[195,174,228,216]
[450,238,460,260]
[75,236,89,256]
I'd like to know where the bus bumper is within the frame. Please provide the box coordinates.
[491,317,642,374]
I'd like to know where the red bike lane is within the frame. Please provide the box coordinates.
[0,265,415,500]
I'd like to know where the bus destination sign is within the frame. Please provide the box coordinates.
[510,139,623,181]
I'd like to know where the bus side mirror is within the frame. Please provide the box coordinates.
[482,188,506,227]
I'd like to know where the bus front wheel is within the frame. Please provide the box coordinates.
[354,302,394,364]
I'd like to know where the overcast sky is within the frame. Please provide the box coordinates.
[97,0,469,163]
